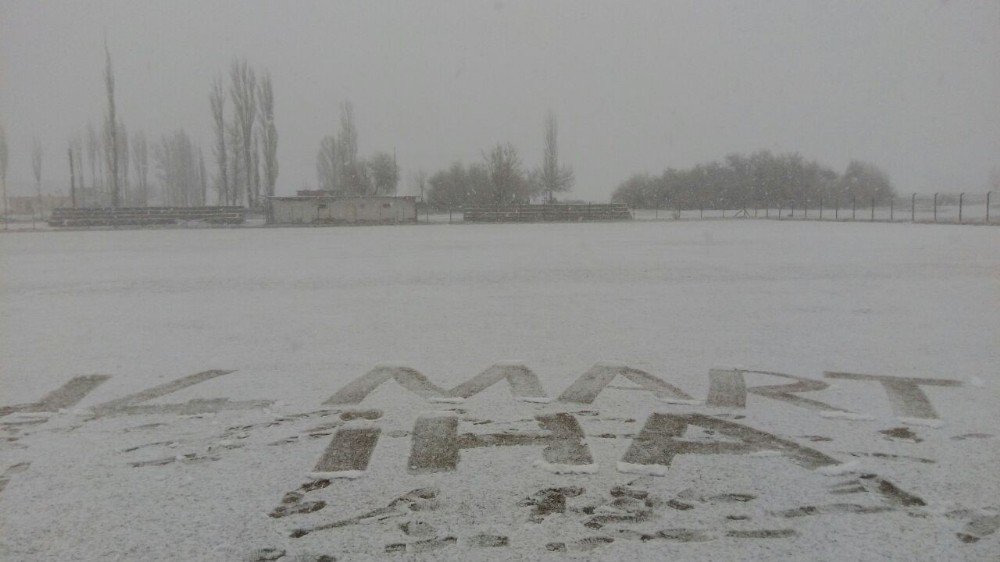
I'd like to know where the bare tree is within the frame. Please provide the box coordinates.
[104,40,121,207]
[257,71,278,199]
[198,148,207,206]
[483,142,527,206]
[229,58,258,207]
[410,169,428,202]
[31,140,43,219]
[69,135,84,206]
[209,75,229,205]
[68,144,77,208]
[338,101,363,195]
[119,124,130,206]
[131,131,149,207]
[86,122,101,203]
[226,118,243,205]
[0,123,8,224]
[367,151,399,196]
[103,120,128,206]
[538,111,574,203]
[153,130,200,207]
[316,135,340,193]
[251,133,261,203]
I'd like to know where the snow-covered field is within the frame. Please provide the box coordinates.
[1,220,998,561]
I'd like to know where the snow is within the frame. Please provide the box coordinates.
[654,397,704,405]
[616,461,669,476]
[532,460,600,475]
[816,461,862,476]
[427,397,465,404]
[1,220,998,560]
[899,417,946,429]
[308,471,365,480]
[818,410,876,421]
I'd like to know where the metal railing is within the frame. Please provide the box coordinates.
[630,192,997,225]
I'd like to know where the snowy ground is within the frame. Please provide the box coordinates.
[1,220,998,561]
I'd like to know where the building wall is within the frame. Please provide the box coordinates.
[270,197,417,225]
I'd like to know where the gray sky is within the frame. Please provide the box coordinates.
[2,0,998,200]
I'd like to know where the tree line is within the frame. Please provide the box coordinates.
[3,43,919,218]
[314,101,399,197]
[423,111,575,209]
[611,151,895,210]
[19,45,280,211]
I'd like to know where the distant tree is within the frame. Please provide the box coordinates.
[337,101,365,195]
[610,174,654,208]
[257,71,278,199]
[427,163,465,208]
[226,119,243,205]
[153,130,201,207]
[86,122,101,200]
[199,148,208,206]
[411,169,428,202]
[229,58,258,207]
[427,162,490,209]
[316,135,340,193]
[131,131,149,206]
[610,150,852,209]
[118,124,130,205]
[31,139,43,216]
[251,132,261,203]
[103,40,122,208]
[367,151,399,196]
[537,111,574,203]
[102,119,128,205]
[69,136,85,208]
[209,75,230,205]
[483,143,528,206]
[839,160,894,202]
[74,137,84,202]
[0,123,7,221]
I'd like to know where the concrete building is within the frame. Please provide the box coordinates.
[267,195,417,225]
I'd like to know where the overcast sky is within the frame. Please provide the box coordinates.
[2,0,998,200]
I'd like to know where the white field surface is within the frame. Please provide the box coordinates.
[1,220,998,561]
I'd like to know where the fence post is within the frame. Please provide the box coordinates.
[871,196,875,221]
[790,201,795,218]
[835,199,839,220]
[911,193,916,222]
[890,197,893,222]
[700,203,703,219]
[933,193,938,223]
[852,197,856,220]
[819,196,823,220]
[988,191,992,223]
[804,200,808,219]
[449,207,452,224]
[778,202,782,220]
[958,193,964,224]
